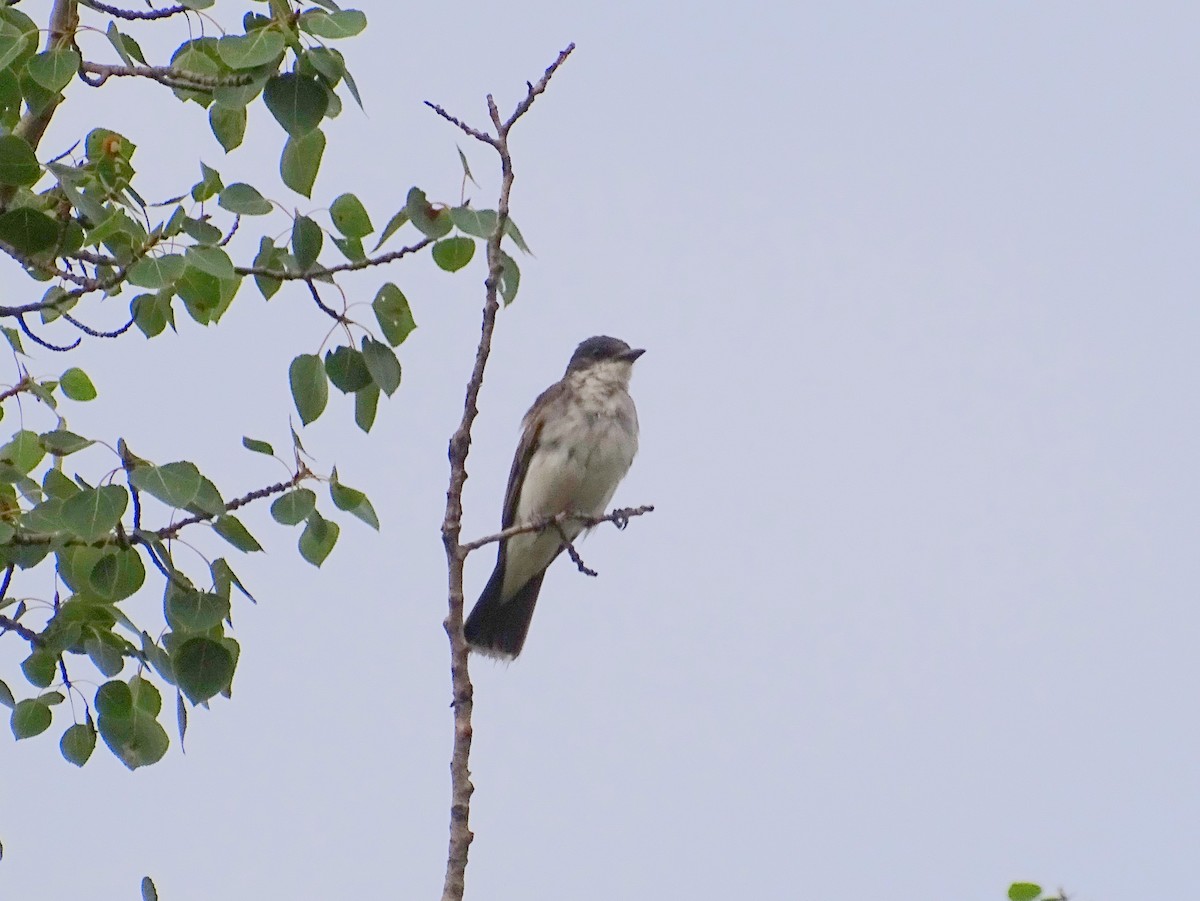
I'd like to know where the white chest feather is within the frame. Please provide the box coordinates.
[503,363,639,596]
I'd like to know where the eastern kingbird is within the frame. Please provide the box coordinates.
[464,335,644,659]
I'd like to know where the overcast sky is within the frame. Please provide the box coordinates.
[3,2,1199,899]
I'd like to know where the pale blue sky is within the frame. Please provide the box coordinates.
[3,2,1199,898]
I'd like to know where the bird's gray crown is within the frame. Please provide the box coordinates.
[565,335,645,374]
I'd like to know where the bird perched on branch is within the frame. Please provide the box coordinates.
[464,335,644,659]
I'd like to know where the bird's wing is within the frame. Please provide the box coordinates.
[500,381,563,528]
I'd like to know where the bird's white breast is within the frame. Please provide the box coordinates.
[502,362,639,596]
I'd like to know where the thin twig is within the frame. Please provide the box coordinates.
[81,0,189,20]
[63,311,137,338]
[80,61,253,91]
[459,505,655,554]
[152,470,310,541]
[234,238,433,281]
[17,314,81,352]
[435,42,575,901]
[553,522,597,577]
[0,613,41,646]
[304,279,343,323]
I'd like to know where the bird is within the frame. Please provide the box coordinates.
[464,335,644,659]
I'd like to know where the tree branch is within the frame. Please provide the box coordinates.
[458,505,655,554]
[435,42,574,901]
[233,238,433,281]
[80,61,254,91]
[80,0,189,20]
[152,470,310,541]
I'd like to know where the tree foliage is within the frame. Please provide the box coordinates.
[0,0,525,770]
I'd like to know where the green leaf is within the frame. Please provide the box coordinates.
[186,245,235,280]
[132,292,174,338]
[188,476,225,517]
[354,382,378,433]
[299,10,368,38]
[216,30,285,69]
[270,488,316,525]
[372,209,408,250]
[219,183,272,216]
[330,480,379,530]
[191,161,222,202]
[43,468,79,500]
[0,207,58,254]
[332,235,364,262]
[299,512,339,567]
[281,128,325,198]
[1009,885,1043,901]
[25,49,79,93]
[324,346,371,393]
[264,73,328,136]
[405,187,451,239]
[11,698,51,739]
[90,548,145,602]
[329,192,372,238]
[251,237,283,299]
[361,337,401,396]
[505,218,532,255]
[0,133,39,186]
[130,462,201,509]
[173,636,234,703]
[0,32,31,76]
[127,254,186,289]
[98,703,168,770]
[60,367,97,401]
[61,485,127,541]
[432,236,475,272]
[372,283,416,346]
[105,23,146,68]
[0,679,13,709]
[456,146,479,188]
[38,429,93,456]
[448,206,497,239]
[21,650,55,688]
[291,214,322,271]
[165,583,230,632]
[289,354,328,425]
[242,436,274,456]
[213,514,262,552]
[85,636,124,677]
[175,688,187,748]
[2,430,42,475]
[209,103,247,152]
[96,679,133,718]
[182,216,222,245]
[499,251,520,304]
[60,722,96,766]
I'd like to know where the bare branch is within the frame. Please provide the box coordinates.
[304,279,344,323]
[234,238,434,281]
[553,522,597,577]
[0,613,41,646]
[422,102,498,148]
[80,61,254,91]
[459,505,655,555]
[62,311,138,339]
[153,470,311,541]
[80,0,189,20]
[436,42,575,901]
[17,314,81,352]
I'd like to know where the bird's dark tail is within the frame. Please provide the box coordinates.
[463,563,546,660]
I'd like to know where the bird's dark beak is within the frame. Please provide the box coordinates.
[619,348,646,362]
